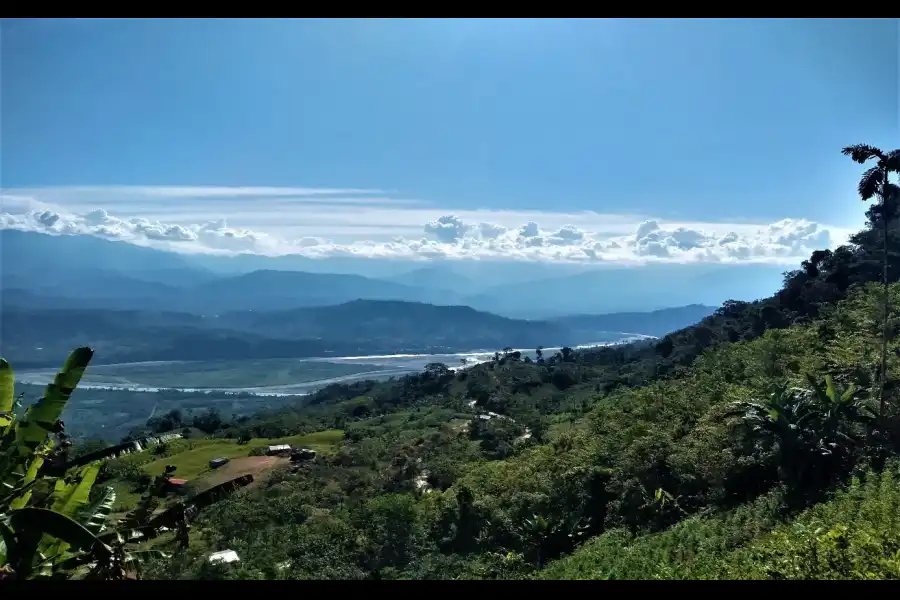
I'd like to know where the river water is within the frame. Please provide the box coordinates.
[17,336,652,397]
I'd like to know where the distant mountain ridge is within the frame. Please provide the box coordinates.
[3,230,786,317]
[1,298,714,369]
[552,305,717,338]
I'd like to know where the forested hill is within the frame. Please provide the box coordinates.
[78,145,900,580]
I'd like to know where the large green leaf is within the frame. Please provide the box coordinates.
[8,447,51,510]
[0,520,17,567]
[81,487,116,536]
[0,359,13,430]
[50,464,101,518]
[15,347,94,456]
[40,464,103,562]
[9,508,108,557]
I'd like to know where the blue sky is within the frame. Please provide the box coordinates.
[1,18,897,265]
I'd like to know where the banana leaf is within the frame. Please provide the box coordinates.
[0,359,13,430]
[9,444,53,510]
[9,507,109,556]
[51,464,101,518]
[0,520,17,567]
[15,347,93,456]
[81,487,116,536]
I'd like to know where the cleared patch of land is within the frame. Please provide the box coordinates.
[198,456,289,491]
[108,429,343,510]
[142,430,342,479]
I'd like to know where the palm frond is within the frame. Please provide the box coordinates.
[884,149,900,172]
[859,167,882,201]
[842,144,884,164]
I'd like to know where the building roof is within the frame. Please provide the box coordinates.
[208,550,240,564]
[268,444,291,451]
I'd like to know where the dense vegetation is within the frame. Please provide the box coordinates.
[6,144,899,579]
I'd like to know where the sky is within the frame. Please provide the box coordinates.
[1,18,898,266]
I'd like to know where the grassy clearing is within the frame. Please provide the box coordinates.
[141,430,343,480]
[108,429,344,511]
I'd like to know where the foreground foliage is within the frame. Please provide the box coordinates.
[0,349,253,580]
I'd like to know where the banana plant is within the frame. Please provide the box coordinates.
[1,348,94,512]
[728,374,877,489]
[3,473,254,580]
[0,348,256,580]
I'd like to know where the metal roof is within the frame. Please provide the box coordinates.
[208,550,240,564]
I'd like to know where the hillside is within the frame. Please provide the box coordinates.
[71,159,900,580]
[114,281,900,580]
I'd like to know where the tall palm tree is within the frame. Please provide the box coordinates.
[841,145,900,418]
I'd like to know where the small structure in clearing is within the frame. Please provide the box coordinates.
[209,457,229,469]
[166,478,188,495]
[267,444,292,456]
[208,549,240,565]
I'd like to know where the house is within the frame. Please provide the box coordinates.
[166,478,188,494]
[267,444,291,456]
[209,457,229,469]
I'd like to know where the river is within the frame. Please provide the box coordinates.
[17,336,653,397]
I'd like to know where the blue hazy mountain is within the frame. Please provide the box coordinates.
[3,230,788,317]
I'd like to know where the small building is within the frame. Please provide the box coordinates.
[166,478,188,495]
[267,444,291,456]
[208,549,240,565]
[209,457,229,469]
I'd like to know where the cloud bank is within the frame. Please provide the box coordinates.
[0,186,853,265]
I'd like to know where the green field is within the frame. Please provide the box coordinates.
[108,429,344,510]
[142,430,343,479]
[63,359,387,389]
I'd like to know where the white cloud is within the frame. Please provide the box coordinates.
[0,186,855,265]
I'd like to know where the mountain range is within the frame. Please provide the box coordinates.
[2,229,786,316]
[0,230,769,367]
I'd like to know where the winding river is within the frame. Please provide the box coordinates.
[17,336,653,397]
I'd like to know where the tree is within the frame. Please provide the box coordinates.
[842,144,900,418]
[192,408,223,434]
[424,362,451,378]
